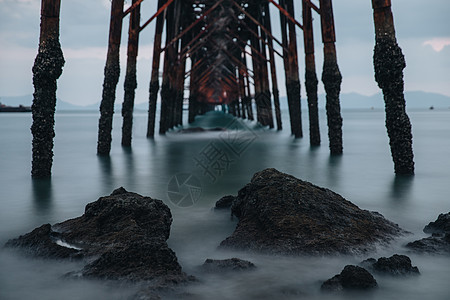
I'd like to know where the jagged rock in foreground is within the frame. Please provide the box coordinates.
[361,254,420,275]
[321,265,377,291]
[406,212,450,254]
[219,168,403,255]
[201,258,256,272]
[5,187,190,284]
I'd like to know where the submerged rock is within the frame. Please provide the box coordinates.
[214,195,235,209]
[178,127,227,133]
[219,168,403,255]
[201,258,256,272]
[361,254,420,275]
[5,187,190,283]
[321,265,377,291]
[406,212,450,254]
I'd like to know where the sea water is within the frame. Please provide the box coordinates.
[0,108,449,299]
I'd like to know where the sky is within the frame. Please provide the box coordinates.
[0,0,449,106]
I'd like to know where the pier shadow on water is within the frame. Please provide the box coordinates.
[32,178,53,214]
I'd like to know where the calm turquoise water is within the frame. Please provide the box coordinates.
[0,108,449,299]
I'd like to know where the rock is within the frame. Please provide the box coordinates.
[406,234,450,254]
[214,195,235,209]
[4,224,82,259]
[219,168,403,255]
[361,254,420,275]
[201,258,256,272]
[82,240,183,281]
[424,212,450,234]
[5,187,190,283]
[406,212,450,254]
[321,265,377,291]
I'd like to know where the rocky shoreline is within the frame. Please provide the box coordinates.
[5,169,449,298]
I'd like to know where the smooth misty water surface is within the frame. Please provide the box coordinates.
[0,108,449,299]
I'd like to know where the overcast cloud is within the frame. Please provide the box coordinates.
[0,0,449,106]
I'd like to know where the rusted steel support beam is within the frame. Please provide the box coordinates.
[231,0,286,51]
[139,0,174,32]
[188,49,200,124]
[285,0,303,138]
[97,0,124,155]
[159,1,176,134]
[167,0,182,130]
[229,16,284,58]
[267,0,303,29]
[305,0,321,14]
[31,0,64,178]
[121,0,140,147]
[238,64,247,119]
[372,0,414,174]
[303,0,320,146]
[257,3,274,129]
[123,0,144,18]
[162,0,225,52]
[279,0,294,134]
[146,0,165,138]
[319,0,342,154]
[174,5,191,128]
[247,4,263,125]
[264,2,282,130]
[243,51,254,120]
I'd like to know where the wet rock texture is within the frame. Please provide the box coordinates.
[215,195,235,209]
[322,58,343,155]
[321,265,377,291]
[374,36,414,174]
[361,254,420,275]
[219,168,403,255]
[406,212,450,254]
[202,258,256,272]
[5,187,189,283]
[31,37,65,178]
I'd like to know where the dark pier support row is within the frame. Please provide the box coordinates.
[31,0,414,177]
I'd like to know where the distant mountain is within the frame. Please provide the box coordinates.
[0,95,98,111]
[283,91,450,110]
[337,91,450,109]
[1,91,449,112]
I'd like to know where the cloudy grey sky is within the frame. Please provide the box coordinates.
[0,0,449,106]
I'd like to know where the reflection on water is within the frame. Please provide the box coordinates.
[97,154,114,191]
[327,154,343,187]
[32,178,53,214]
[390,175,414,201]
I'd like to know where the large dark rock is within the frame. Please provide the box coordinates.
[406,212,450,254]
[201,258,256,272]
[321,265,377,291]
[5,187,190,283]
[219,169,403,255]
[361,254,420,275]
